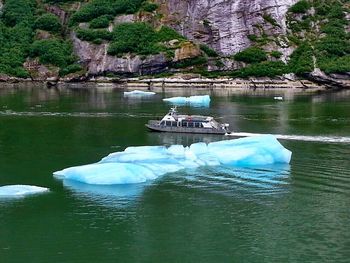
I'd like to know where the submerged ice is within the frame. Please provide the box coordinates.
[124,90,156,96]
[54,135,292,185]
[0,185,49,198]
[163,95,210,107]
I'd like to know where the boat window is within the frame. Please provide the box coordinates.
[182,121,188,127]
[188,122,194,128]
[195,122,200,128]
[160,121,165,126]
[200,123,204,128]
[172,121,177,127]
[166,121,171,126]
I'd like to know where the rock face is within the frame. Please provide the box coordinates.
[174,42,201,61]
[72,33,169,76]
[156,0,298,55]
[23,58,59,81]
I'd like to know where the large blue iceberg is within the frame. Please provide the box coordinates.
[54,135,291,185]
[163,95,210,107]
[0,185,49,198]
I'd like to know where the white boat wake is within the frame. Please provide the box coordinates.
[227,132,350,144]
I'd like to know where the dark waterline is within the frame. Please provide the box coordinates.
[0,84,350,262]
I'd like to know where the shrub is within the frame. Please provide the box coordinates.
[69,0,146,26]
[318,55,350,74]
[327,3,345,19]
[34,14,61,33]
[90,15,113,29]
[172,56,208,69]
[288,43,314,75]
[270,51,283,59]
[288,0,310,14]
[29,39,75,67]
[0,0,35,77]
[1,0,36,27]
[316,36,350,57]
[156,26,185,42]
[200,44,219,57]
[231,61,288,78]
[233,47,267,64]
[60,64,83,76]
[108,22,160,56]
[76,29,113,42]
[247,34,258,42]
[141,2,159,12]
[262,13,280,27]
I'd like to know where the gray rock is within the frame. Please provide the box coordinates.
[156,0,298,55]
[23,58,59,81]
[71,33,169,75]
[45,5,68,25]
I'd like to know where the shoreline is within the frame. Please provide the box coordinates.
[1,76,349,93]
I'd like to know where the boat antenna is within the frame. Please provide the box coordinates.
[170,106,177,114]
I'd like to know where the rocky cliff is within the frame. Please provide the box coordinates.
[0,0,348,87]
[156,0,298,55]
[68,0,301,76]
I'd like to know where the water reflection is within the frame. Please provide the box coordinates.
[147,131,226,146]
[62,163,291,208]
[63,179,149,207]
[175,164,291,198]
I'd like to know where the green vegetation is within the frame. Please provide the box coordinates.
[270,51,282,59]
[233,47,267,64]
[141,2,159,13]
[156,26,185,42]
[172,56,208,69]
[0,0,36,77]
[107,23,185,56]
[69,0,146,26]
[34,14,62,33]
[247,34,258,42]
[76,29,113,42]
[200,44,219,57]
[262,14,280,27]
[288,0,310,14]
[231,61,288,78]
[0,0,348,79]
[288,43,314,75]
[286,0,349,75]
[29,39,77,72]
[90,15,113,29]
[0,0,80,78]
[108,22,161,56]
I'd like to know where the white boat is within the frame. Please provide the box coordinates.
[146,107,230,135]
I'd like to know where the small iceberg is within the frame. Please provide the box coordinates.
[124,90,156,96]
[54,135,291,186]
[163,95,210,107]
[0,185,49,198]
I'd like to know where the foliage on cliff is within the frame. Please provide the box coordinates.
[0,0,80,77]
[0,0,349,79]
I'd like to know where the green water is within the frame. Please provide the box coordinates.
[0,84,350,263]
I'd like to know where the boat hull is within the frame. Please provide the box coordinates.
[145,123,228,135]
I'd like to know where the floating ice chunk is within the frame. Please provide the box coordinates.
[124,90,156,96]
[54,163,157,185]
[54,135,291,186]
[0,185,49,198]
[163,95,210,107]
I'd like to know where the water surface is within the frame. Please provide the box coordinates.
[0,84,349,262]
